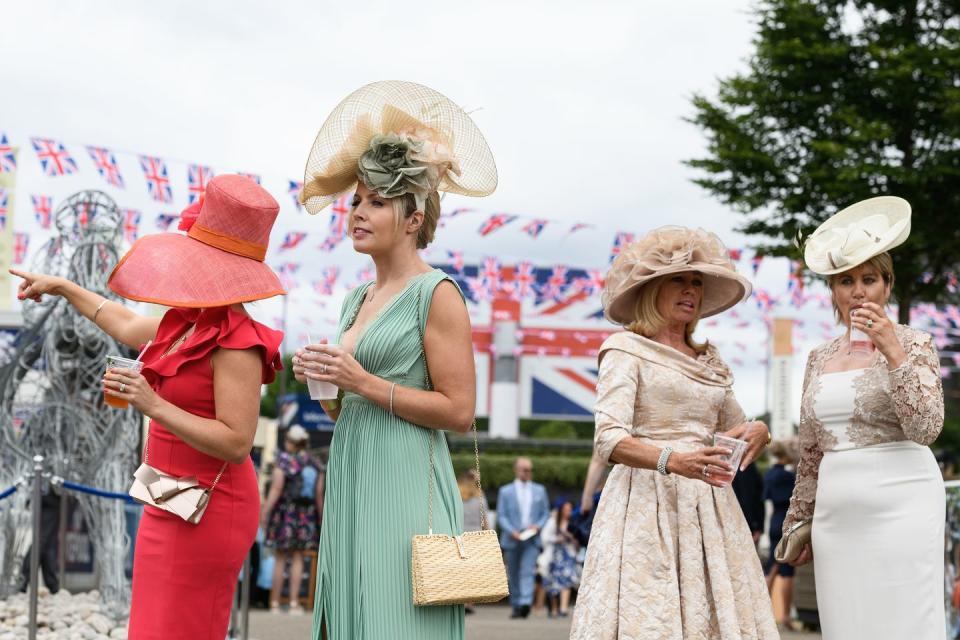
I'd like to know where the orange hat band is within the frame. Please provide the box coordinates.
[188,223,267,261]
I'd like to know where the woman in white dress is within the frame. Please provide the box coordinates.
[783,196,945,640]
[570,226,778,640]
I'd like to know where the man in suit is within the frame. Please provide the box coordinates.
[497,457,550,619]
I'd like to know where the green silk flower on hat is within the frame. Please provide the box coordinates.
[357,133,435,202]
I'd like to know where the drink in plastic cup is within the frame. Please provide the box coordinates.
[105,355,144,409]
[713,434,748,483]
[849,310,874,355]
[304,341,338,401]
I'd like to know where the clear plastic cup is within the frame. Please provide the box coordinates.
[304,340,338,401]
[104,355,144,409]
[713,434,748,484]
[849,310,874,355]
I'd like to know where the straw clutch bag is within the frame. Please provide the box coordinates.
[410,289,509,606]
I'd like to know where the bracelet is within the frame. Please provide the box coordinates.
[92,299,109,325]
[389,382,397,416]
[656,446,673,476]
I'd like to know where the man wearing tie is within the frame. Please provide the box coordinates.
[497,457,550,619]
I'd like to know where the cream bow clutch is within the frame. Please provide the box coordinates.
[129,463,215,525]
[774,519,811,564]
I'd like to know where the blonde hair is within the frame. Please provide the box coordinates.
[458,469,483,501]
[826,252,895,323]
[625,275,706,352]
[392,192,440,249]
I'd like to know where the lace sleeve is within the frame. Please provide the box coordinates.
[783,351,823,532]
[888,331,944,446]
[594,348,639,464]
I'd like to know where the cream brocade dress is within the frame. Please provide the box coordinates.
[570,333,778,640]
[783,324,945,640]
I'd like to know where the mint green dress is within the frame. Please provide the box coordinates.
[312,270,465,639]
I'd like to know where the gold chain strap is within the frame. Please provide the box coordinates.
[415,287,487,535]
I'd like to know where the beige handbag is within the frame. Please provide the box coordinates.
[128,433,226,525]
[410,289,509,607]
[774,519,812,564]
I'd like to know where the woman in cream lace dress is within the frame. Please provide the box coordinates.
[570,226,778,640]
[784,197,945,640]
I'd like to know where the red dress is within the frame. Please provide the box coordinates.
[127,306,282,640]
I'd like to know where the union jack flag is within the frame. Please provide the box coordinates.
[609,232,635,263]
[76,201,93,228]
[728,248,743,261]
[320,196,351,252]
[31,138,77,176]
[123,209,141,243]
[752,288,775,312]
[477,213,517,237]
[355,263,375,284]
[521,219,548,238]
[155,213,178,230]
[140,156,173,203]
[277,262,301,290]
[0,133,17,173]
[750,255,763,275]
[540,265,569,301]
[515,261,536,299]
[447,250,464,273]
[573,269,605,296]
[481,256,501,287]
[187,164,214,204]
[237,172,261,185]
[288,180,304,211]
[86,146,124,188]
[32,195,53,229]
[439,207,473,228]
[312,266,340,295]
[280,231,308,251]
[568,222,592,234]
[0,188,7,230]
[13,232,29,264]
[466,276,492,302]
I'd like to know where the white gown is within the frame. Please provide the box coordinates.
[812,369,945,640]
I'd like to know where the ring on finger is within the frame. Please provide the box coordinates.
[322,364,328,375]
[866,319,874,328]
[702,464,710,477]
[119,382,126,393]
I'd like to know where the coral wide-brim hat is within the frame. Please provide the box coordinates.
[299,80,498,214]
[803,196,911,275]
[108,174,285,308]
[602,226,752,324]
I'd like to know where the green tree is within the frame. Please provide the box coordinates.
[687,0,960,322]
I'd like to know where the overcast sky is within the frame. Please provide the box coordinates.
[4,0,840,421]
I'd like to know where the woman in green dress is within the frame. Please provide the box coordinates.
[291,81,498,640]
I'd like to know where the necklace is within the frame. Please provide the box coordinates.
[161,332,190,358]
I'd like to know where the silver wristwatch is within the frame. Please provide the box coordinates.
[657,446,673,475]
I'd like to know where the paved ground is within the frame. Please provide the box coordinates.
[246,604,821,639]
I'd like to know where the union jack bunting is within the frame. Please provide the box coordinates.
[521,219,548,238]
[86,146,125,188]
[31,138,78,176]
[540,265,569,302]
[573,269,604,296]
[477,213,517,237]
[568,222,592,234]
[288,180,304,210]
[123,209,141,243]
[312,266,340,295]
[280,231,308,251]
[447,250,464,273]
[155,213,178,230]
[187,164,214,204]
[0,188,7,230]
[277,262,300,290]
[466,276,492,302]
[481,256,501,287]
[355,264,375,285]
[0,133,17,173]
[320,196,351,252]
[140,156,173,203]
[750,255,763,275]
[439,207,473,228]
[728,248,743,261]
[13,232,29,264]
[237,172,261,185]
[32,195,53,229]
[609,231,635,263]
[515,261,537,299]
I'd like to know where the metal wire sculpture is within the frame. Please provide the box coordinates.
[0,191,140,614]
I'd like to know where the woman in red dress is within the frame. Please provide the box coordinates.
[10,174,285,640]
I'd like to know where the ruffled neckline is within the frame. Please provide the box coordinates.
[141,306,283,384]
[599,331,734,387]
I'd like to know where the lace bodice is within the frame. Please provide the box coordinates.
[783,324,943,531]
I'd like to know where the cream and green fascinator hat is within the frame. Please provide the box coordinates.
[299,80,498,214]
[602,226,752,324]
[803,196,911,275]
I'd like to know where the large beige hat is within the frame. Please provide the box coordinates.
[803,196,911,275]
[299,80,498,214]
[602,226,752,324]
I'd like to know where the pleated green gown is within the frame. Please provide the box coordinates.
[312,270,465,639]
